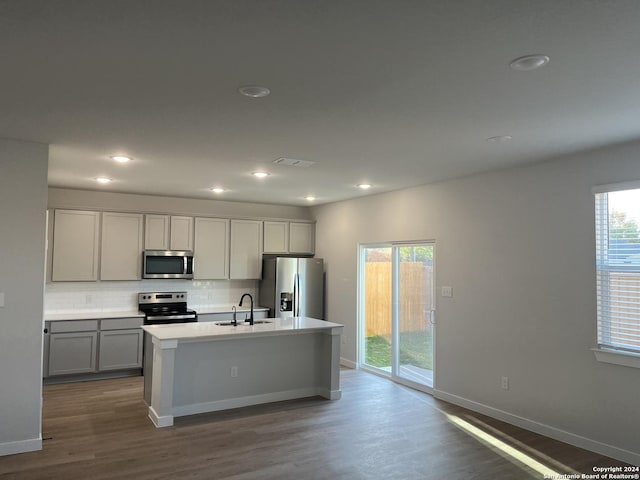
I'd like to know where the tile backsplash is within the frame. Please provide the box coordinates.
[45,279,258,313]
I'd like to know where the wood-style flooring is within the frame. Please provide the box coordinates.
[0,369,632,479]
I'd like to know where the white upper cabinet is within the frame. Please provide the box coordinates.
[263,221,315,254]
[100,212,144,281]
[144,215,193,251]
[263,221,289,254]
[289,223,314,254]
[170,216,194,251]
[52,210,100,281]
[230,220,262,279]
[144,215,169,250]
[194,217,229,279]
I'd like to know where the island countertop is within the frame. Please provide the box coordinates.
[142,316,343,343]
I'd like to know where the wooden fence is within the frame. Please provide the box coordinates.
[364,262,433,336]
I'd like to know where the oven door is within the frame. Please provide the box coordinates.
[143,250,193,279]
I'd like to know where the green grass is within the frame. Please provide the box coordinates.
[365,330,433,370]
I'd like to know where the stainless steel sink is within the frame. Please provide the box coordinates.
[252,320,272,324]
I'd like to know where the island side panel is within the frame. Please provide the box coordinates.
[149,338,178,427]
[316,327,342,400]
[171,331,338,418]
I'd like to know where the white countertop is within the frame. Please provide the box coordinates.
[45,310,144,321]
[44,305,268,322]
[142,316,343,342]
[195,305,268,315]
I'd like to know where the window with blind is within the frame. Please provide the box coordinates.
[594,185,640,355]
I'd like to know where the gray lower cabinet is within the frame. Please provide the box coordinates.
[98,329,143,370]
[46,317,143,379]
[48,331,98,375]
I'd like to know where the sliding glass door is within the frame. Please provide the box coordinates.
[360,243,434,390]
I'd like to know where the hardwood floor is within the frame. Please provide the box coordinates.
[0,369,632,479]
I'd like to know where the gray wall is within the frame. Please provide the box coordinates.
[0,138,48,455]
[48,187,313,221]
[311,140,640,463]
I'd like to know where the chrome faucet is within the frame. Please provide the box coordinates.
[239,293,254,325]
[231,305,237,327]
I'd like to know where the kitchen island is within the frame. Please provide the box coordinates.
[142,317,343,427]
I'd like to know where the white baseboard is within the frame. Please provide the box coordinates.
[148,406,174,428]
[0,438,42,457]
[172,387,322,418]
[434,389,640,466]
[340,358,357,369]
[316,387,342,400]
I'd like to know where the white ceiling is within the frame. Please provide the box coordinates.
[2,0,640,206]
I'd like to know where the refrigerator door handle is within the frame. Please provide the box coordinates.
[296,273,301,316]
[293,273,300,316]
[292,274,297,317]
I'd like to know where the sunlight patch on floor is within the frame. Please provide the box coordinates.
[446,413,568,478]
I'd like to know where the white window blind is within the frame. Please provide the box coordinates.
[595,188,640,354]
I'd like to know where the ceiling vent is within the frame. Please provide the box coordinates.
[273,157,315,167]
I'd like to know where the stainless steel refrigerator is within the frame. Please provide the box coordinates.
[259,257,324,319]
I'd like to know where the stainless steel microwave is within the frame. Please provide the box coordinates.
[143,250,194,279]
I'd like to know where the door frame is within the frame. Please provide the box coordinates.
[357,241,436,394]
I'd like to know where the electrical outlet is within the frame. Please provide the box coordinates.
[501,376,509,390]
[441,286,453,297]
[85,295,92,304]
[230,366,238,378]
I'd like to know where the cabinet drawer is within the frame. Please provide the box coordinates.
[100,317,143,330]
[50,320,99,333]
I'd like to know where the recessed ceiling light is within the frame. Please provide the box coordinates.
[252,171,270,178]
[305,196,316,201]
[357,184,372,190]
[111,155,131,163]
[238,85,271,98]
[211,187,225,194]
[95,177,112,184]
[509,54,550,71]
[486,135,513,143]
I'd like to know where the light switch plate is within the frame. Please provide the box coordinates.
[0,292,4,307]
[441,286,453,297]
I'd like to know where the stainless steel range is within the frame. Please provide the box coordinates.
[138,291,198,325]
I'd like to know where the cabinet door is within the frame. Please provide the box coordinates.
[52,210,100,281]
[263,221,289,253]
[194,217,229,279]
[230,220,262,279]
[48,332,98,375]
[145,215,169,250]
[98,329,143,371]
[170,216,194,251]
[101,212,144,280]
[289,223,315,254]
